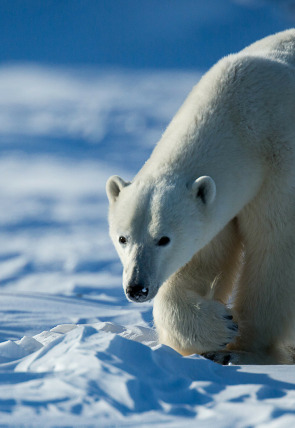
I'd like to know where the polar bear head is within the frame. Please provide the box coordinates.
[106,174,216,303]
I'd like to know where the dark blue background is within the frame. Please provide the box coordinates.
[0,0,293,69]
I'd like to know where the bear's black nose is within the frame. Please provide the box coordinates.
[126,284,149,302]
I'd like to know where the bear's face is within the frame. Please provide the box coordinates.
[106,175,216,302]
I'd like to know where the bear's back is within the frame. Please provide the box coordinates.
[242,29,295,68]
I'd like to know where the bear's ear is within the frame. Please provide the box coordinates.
[191,176,216,205]
[106,175,130,203]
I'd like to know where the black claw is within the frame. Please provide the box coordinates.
[224,315,233,320]
[204,353,216,361]
[222,354,231,365]
[229,323,238,332]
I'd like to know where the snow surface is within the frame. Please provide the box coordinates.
[1,64,295,428]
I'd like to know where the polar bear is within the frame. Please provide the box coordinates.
[106,30,295,365]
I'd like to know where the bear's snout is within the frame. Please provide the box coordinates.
[126,284,149,302]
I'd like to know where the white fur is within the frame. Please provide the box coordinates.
[107,30,295,364]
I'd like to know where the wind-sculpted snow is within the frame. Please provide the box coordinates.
[0,316,295,426]
[0,65,295,426]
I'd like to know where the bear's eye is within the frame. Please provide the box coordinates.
[157,236,170,246]
[119,236,127,244]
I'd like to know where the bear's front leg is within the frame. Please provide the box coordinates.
[153,283,238,356]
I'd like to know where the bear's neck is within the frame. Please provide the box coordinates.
[136,71,264,231]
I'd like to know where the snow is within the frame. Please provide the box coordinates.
[1,1,295,426]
